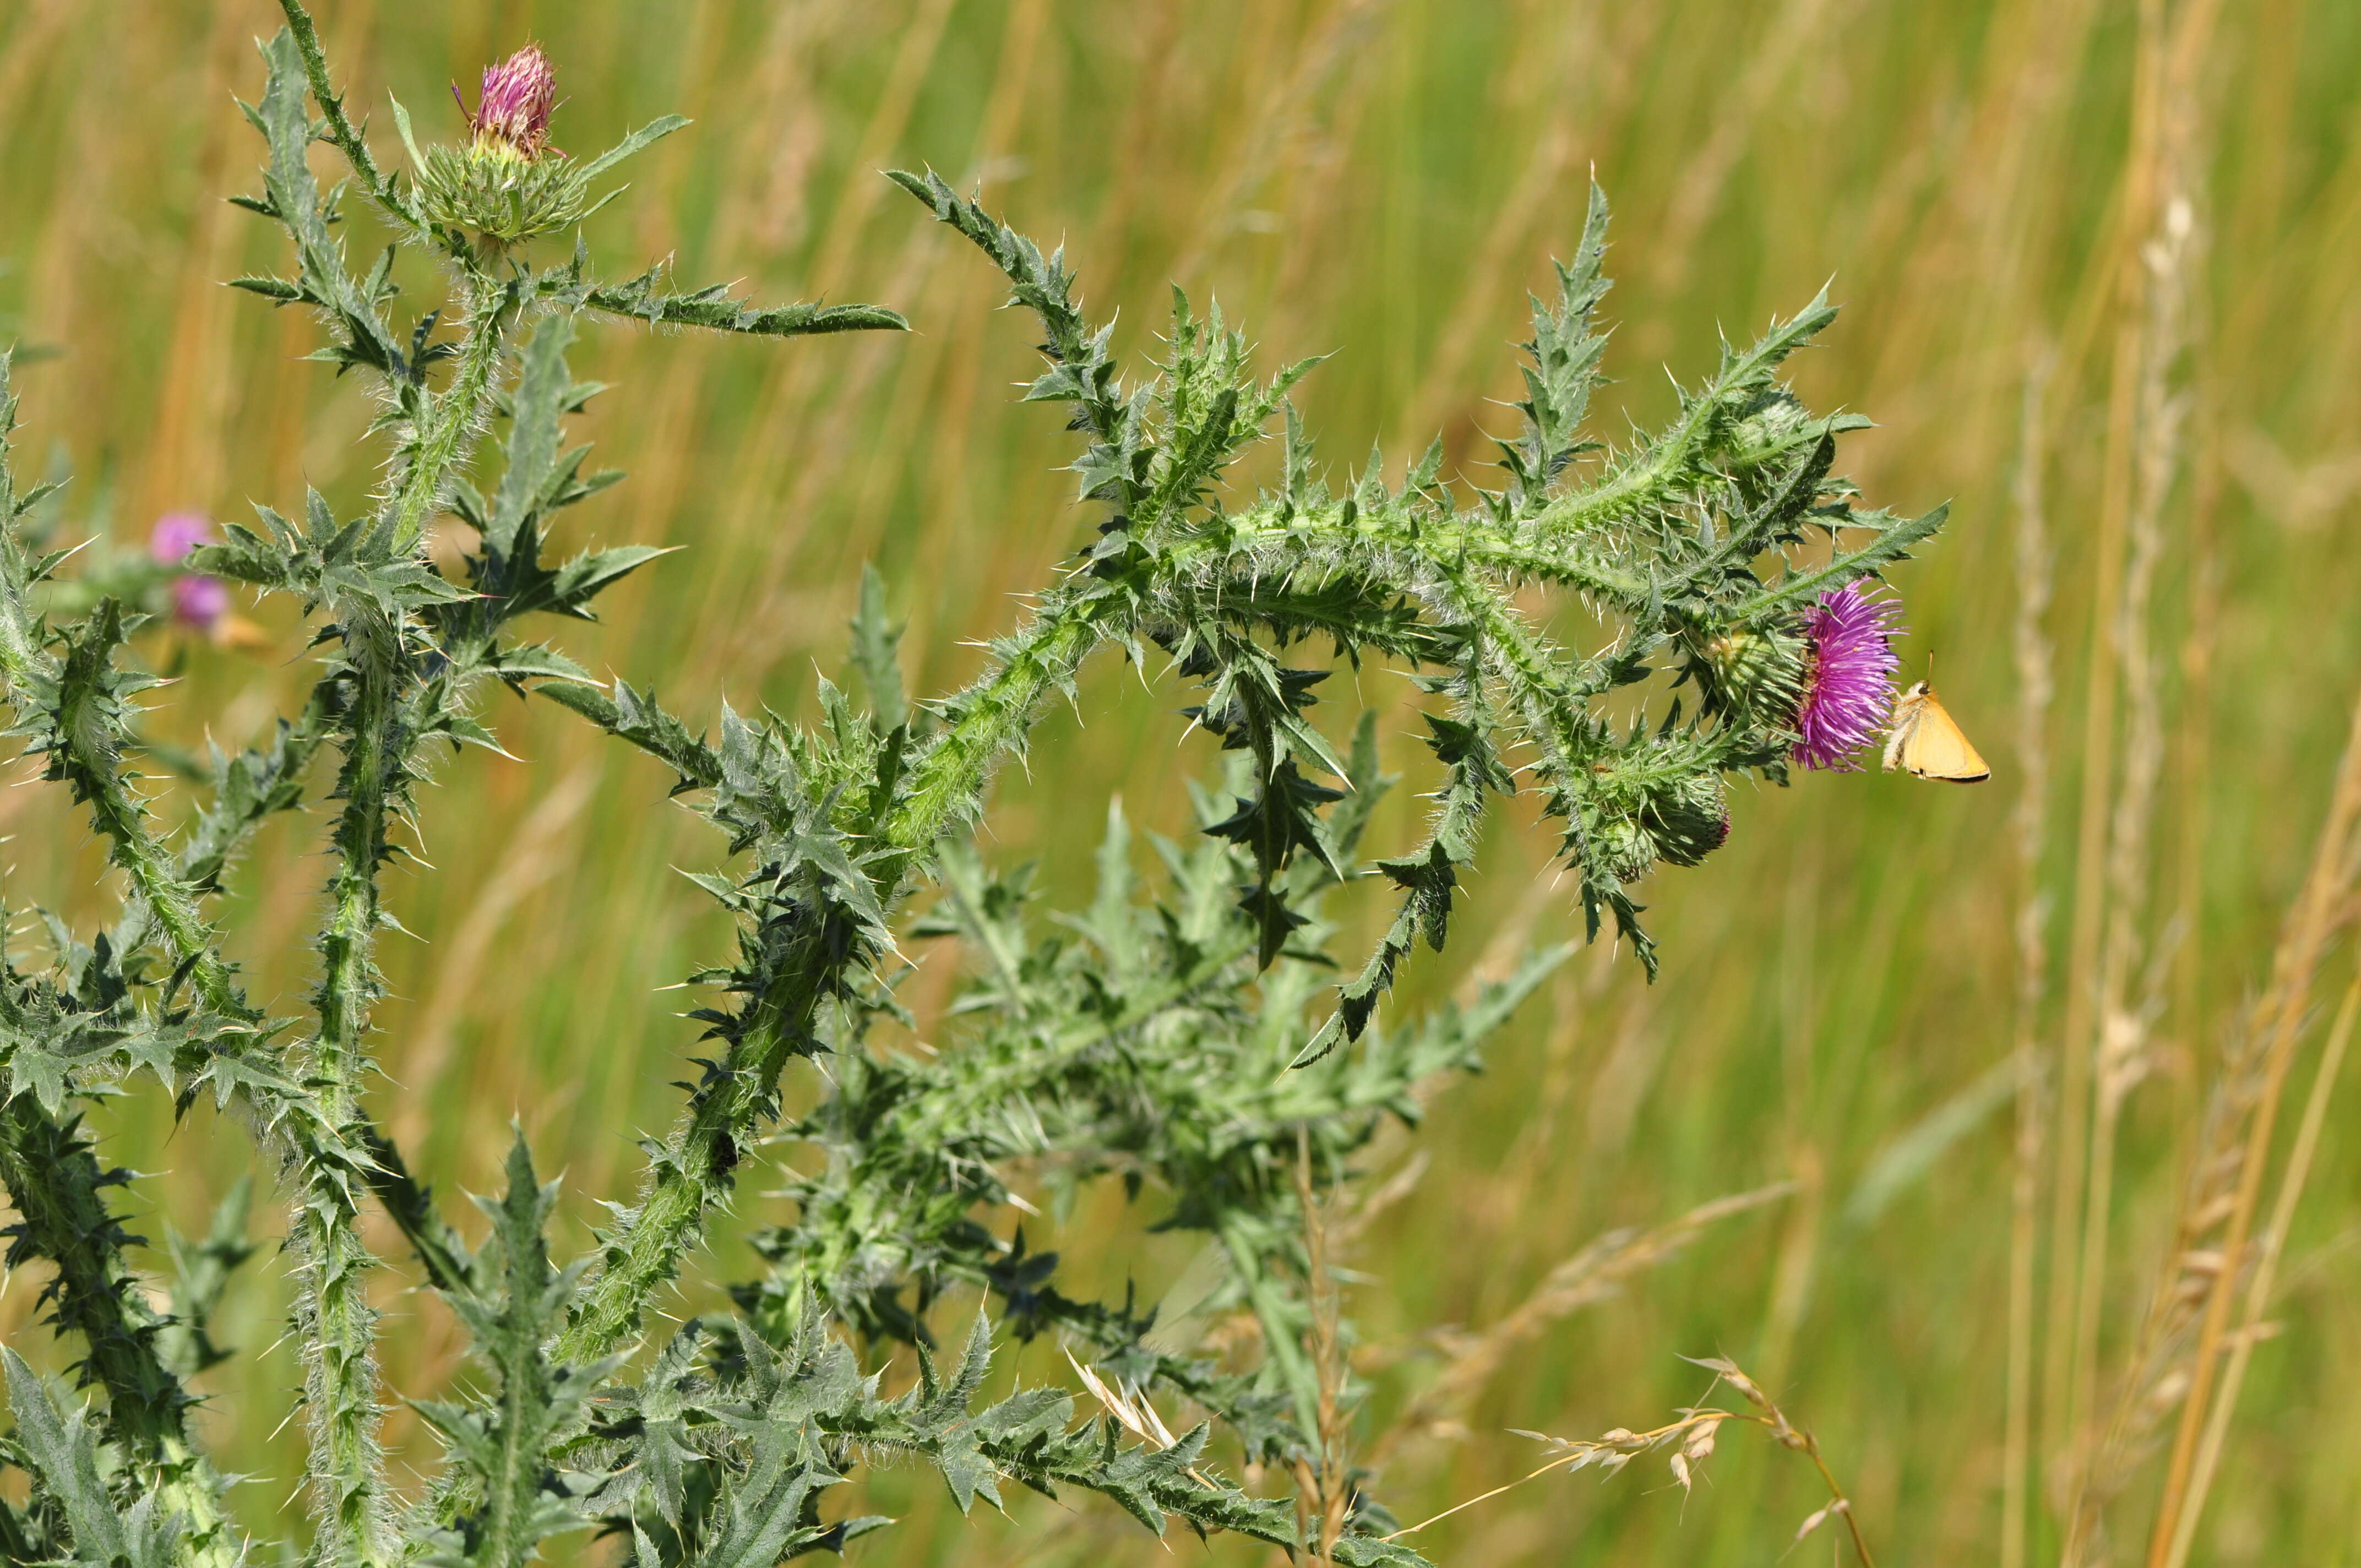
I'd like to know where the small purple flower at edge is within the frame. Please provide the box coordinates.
[1793,582,1901,771]
[149,511,229,635]
[149,510,210,566]
[171,573,230,635]
[463,45,558,161]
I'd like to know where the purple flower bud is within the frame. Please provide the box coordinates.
[149,510,211,566]
[171,573,230,634]
[464,45,558,161]
[1792,583,1901,772]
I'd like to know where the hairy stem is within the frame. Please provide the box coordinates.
[1192,499,1650,606]
[287,1195,390,1568]
[294,633,402,1566]
[389,281,513,551]
[286,246,514,1568]
[314,617,400,1123]
[1523,301,1835,545]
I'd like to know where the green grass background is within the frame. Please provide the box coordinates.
[3,0,2360,1561]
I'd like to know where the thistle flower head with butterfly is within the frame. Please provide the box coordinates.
[1793,583,1902,771]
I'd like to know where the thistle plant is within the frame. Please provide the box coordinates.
[0,8,1944,1566]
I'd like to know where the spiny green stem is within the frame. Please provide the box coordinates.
[1522,308,1835,549]
[0,613,401,1565]
[56,665,398,1565]
[280,243,513,1568]
[77,766,247,1019]
[314,619,400,1123]
[0,468,244,1021]
[576,285,909,337]
[107,682,336,965]
[289,314,513,1568]
[287,1194,391,1568]
[1196,499,1651,605]
[0,1099,243,1568]
[1525,433,1703,543]
[281,679,414,1556]
[272,0,415,232]
[1421,553,1606,773]
[882,596,1114,862]
[291,641,400,1561]
[552,919,845,1362]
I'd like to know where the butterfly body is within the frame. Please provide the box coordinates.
[1883,680,1989,783]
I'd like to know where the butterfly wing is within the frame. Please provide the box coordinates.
[1900,689,1989,782]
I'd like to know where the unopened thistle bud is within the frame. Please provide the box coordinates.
[1591,815,1655,885]
[1579,763,1732,884]
[1652,773,1731,869]
[416,43,594,247]
[1690,622,1805,728]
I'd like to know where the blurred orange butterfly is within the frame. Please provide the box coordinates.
[1883,680,1989,783]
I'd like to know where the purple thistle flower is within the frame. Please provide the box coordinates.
[1792,583,1901,771]
[149,510,211,565]
[171,572,230,634]
[462,45,558,161]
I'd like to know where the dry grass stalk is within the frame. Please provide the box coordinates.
[2053,7,2229,1550]
[1293,1128,1350,1564]
[2066,106,2202,1510]
[1397,0,1668,446]
[390,767,596,1148]
[2163,973,2361,1565]
[1063,1349,1222,1496]
[2167,94,2228,1078]
[2066,676,2361,1565]
[2026,0,2215,1551]
[133,3,248,524]
[1381,1355,1872,1566]
[1860,0,2104,467]
[2003,344,2056,1568]
[1366,1182,1794,1464]
[2044,0,2170,1484]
